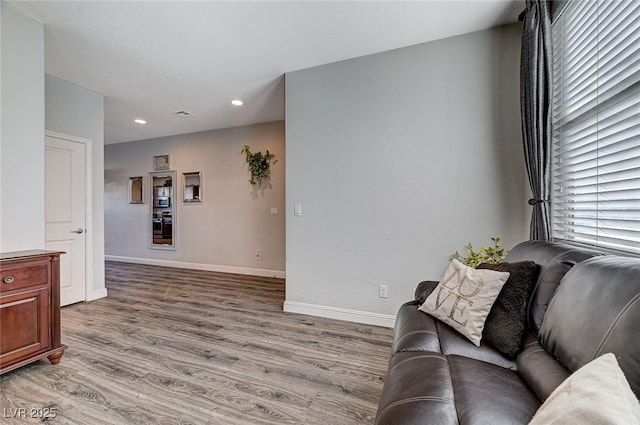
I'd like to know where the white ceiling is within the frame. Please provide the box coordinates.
[8,1,524,145]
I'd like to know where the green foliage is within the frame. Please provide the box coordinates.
[450,236,508,268]
[242,145,275,186]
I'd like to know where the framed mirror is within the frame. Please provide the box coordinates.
[150,171,176,250]
[129,176,144,204]
[183,171,202,202]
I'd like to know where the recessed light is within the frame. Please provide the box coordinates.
[231,99,244,107]
[134,119,147,124]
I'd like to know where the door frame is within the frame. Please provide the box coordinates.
[45,130,94,301]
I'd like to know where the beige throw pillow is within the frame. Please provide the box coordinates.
[419,259,509,346]
[529,353,640,425]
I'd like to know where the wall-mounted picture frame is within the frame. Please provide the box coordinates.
[153,154,170,171]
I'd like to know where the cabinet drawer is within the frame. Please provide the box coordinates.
[0,264,48,293]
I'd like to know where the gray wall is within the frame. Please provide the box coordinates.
[1,3,45,252]
[45,75,106,298]
[285,24,527,325]
[104,121,285,276]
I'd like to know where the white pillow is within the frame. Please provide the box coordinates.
[418,259,509,346]
[529,353,640,425]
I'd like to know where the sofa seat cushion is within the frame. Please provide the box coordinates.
[448,355,540,425]
[517,333,570,402]
[392,301,517,370]
[392,301,440,354]
[437,320,517,371]
[375,352,458,425]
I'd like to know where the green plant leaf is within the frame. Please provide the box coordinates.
[449,237,508,267]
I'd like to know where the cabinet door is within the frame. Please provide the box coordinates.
[0,288,50,367]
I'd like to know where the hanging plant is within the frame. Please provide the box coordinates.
[242,145,276,186]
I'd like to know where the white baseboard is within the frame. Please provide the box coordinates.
[105,255,286,279]
[283,301,395,328]
[87,287,108,301]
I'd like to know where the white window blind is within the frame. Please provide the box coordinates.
[551,0,640,254]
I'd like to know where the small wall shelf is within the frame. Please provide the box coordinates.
[183,172,202,203]
[129,176,144,204]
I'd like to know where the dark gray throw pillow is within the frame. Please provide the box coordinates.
[477,261,539,359]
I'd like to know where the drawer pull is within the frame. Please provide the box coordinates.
[3,276,15,284]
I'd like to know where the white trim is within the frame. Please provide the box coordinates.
[45,130,94,304]
[283,301,395,328]
[86,288,108,301]
[105,255,286,279]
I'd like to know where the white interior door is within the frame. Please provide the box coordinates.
[45,135,87,306]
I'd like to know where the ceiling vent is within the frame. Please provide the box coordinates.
[172,110,196,118]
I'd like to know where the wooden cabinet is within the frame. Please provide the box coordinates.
[0,250,67,374]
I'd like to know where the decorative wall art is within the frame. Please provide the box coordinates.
[153,154,170,171]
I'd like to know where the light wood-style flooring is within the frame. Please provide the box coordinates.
[0,262,393,424]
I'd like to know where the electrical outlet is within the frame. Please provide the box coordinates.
[255,250,262,260]
[379,284,388,298]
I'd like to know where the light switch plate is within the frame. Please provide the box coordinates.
[379,284,388,298]
[270,207,278,215]
[294,204,302,217]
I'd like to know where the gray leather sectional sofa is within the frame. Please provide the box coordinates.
[375,241,640,424]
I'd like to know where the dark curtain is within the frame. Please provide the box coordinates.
[520,0,553,241]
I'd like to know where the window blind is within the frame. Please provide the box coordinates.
[551,0,640,254]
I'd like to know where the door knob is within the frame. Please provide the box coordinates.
[70,228,84,234]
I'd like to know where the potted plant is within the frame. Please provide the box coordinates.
[450,236,507,267]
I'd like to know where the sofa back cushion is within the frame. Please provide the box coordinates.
[505,241,602,336]
[539,256,640,397]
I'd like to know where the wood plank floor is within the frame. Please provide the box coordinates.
[0,262,393,424]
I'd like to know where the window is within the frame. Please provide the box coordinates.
[551,0,640,254]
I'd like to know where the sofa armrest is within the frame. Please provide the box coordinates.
[415,280,439,305]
